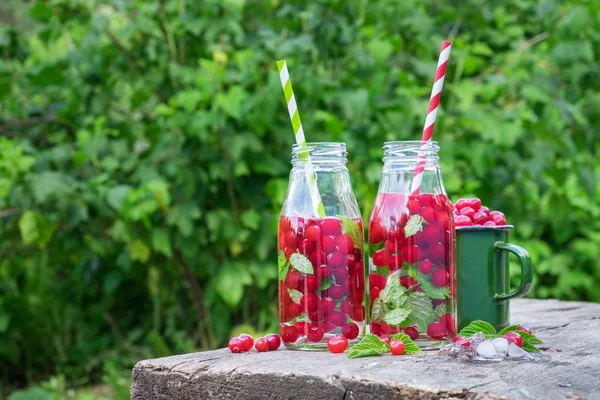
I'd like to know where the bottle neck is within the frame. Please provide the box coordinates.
[291,142,348,171]
[382,141,440,170]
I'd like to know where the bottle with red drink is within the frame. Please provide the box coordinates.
[278,143,366,350]
[368,141,457,349]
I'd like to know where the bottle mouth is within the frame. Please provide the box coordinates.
[382,141,440,163]
[291,142,348,165]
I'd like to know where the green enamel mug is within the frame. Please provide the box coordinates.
[456,226,533,331]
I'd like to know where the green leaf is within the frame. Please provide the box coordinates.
[107,185,132,211]
[29,171,73,203]
[290,253,314,275]
[383,307,411,326]
[287,289,303,304]
[390,333,422,355]
[278,250,289,281]
[347,333,389,359]
[370,297,386,321]
[151,229,172,257]
[215,263,252,307]
[291,314,311,323]
[457,320,497,337]
[514,330,543,345]
[319,277,335,290]
[216,85,248,120]
[373,266,389,277]
[498,325,522,335]
[406,292,436,332]
[379,275,407,308]
[405,215,424,237]
[339,216,363,250]
[18,210,55,247]
[522,342,540,353]
[129,240,151,263]
[433,304,447,320]
[8,387,53,400]
[412,270,450,299]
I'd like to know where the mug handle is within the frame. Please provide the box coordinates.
[494,241,533,301]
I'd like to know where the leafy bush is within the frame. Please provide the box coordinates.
[0,0,598,393]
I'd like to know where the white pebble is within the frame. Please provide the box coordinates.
[476,341,497,358]
[491,337,509,355]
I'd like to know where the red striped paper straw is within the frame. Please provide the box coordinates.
[410,41,452,195]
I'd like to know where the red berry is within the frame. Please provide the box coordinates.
[254,337,270,352]
[329,310,347,327]
[228,337,244,353]
[306,225,323,242]
[459,206,476,220]
[328,284,345,300]
[483,220,496,227]
[280,325,299,343]
[304,275,320,292]
[421,224,442,245]
[454,198,470,210]
[294,321,308,335]
[310,250,326,267]
[380,336,391,346]
[388,225,405,241]
[420,207,437,224]
[334,266,349,284]
[320,297,336,314]
[336,234,354,254]
[405,327,419,340]
[426,322,446,340]
[491,214,506,225]
[431,269,448,288]
[322,236,338,253]
[340,299,351,314]
[369,220,386,244]
[279,216,292,233]
[401,245,420,264]
[322,218,343,236]
[407,198,421,214]
[238,334,254,351]
[350,305,366,321]
[316,264,333,279]
[327,251,344,268]
[346,254,357,271]
[288,303,301,318]
[372,249,390,267]
[342,323,359,339]
[389,254,403,271]
[479,206,490,215]
[307,326,324,342]
[454,215,472,226]
[418,259,433,274]
[390,340,405,355]
[503,331,523,348]
[327,335,348,353]
[440,313,456,336]
[370,287,381,302]
[453,336,471,347]
[285,270,304,290]
[427,243,446,264]
[418,194,435,207]
[284,230,298,248]
[369,274,387,291]
[385,239,400,254]
[265,334,281,350]
[472,211,488,224]
[518,326,533,335]
[298,239,315,256]
[300,293,320,311]
[468,198,481,210]
[489,210,505,218]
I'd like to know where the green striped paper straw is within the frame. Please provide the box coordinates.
[276,60,325,217]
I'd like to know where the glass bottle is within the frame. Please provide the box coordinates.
[368,141,457,349]
[278,143,365,350]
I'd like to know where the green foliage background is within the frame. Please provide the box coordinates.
[1,0,599,397]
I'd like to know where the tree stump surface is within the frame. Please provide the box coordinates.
[131,299,600,399]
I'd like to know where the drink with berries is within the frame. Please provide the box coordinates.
[368,141,457,349]
[278,143,366,350]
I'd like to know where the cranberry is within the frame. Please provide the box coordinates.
[238,334,254,351]
[285,270,304,290]
[350,305,366,321]
[327,335,348,353]
[390,340,405,355]
[300,293,320,311]
[518,326,533,334]
[279,216,292,233]
[388,225,405,241]
[346,254,357,270]
[307,326,324,342]
[491,213,506,225]
[389,254,403,271]
[294,321,308,335]
[479,206,490,215]
[305,225,323,242]
[254,337,270,352]
[329,310,346,327]
[427,322,446,340]
[328,285,345,300]
[372,249,390,267]
[407,198,421,214]
[440,313,456,336]
[265,334,281,350]
[304,275,320,292]
[404,326,419,340]
[336,234,354,254]
[370,287,382,302]
[431,269,448,288]
[288,303,301,317]
[318,319,335,333]
[322,218,343,236]
[401,245,420,264]
[472,211,488,224]
[298,239,314,256]
[320,297,336,314]
[334,266,349,284]
[420,207,437,224]
[454,215,472,226]
[369,220,386,244]
[459,206,476,220]
[427,243,445,264]
[228,337,244,353]
[327,251,344,268]
[316,264,333,279]
[369,274,387,291]
[385,239,400,253]
[454,198,470,210]
[483,220,496,226]
[280,325,299,343]
[468,198,481,210]
[421,224,442,245]
[284,230,297,248]
[310,250,326,266]
[322,236,338,253]
[381,336,391,346]
[340,299,351,314]
[503,331,523,348]
[418,259,433,274]
[371,323,384,336]
[283,247,296,259]
[453,336,471,347]
[342,323,359,339]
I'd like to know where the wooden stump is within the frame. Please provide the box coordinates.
[131,299,600,399]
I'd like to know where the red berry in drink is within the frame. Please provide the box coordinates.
[340,299,351,314]
[421,224,442,245]
[427,243,445,264]
[336,234,354,254]
[322,218,343,236]
[285,270,304,290]
[454,198,470,210]
[280,325,299,343]
[279,216,292,233]
[371,323,383,336]
[316,264,333,279]
[401,245,420,264]
[418,193,435,207]
[329,310,347,327]
[320,297,336,314]
[372,249,389,267]
[388,224,405,241]
[300,293,320,311]
[381,336,391,346]
[294,321,308,335]
[334,266,349,284]
[385,239,400,254]
[228,337,244,353]
[453,336,471,347]
[418,259,433,274]
[369,274,387,291]
[503,331,523,348]
[459,206,476,220]
[370,287,381,302]
[350,305,366,322]
[390,340,405,355]
[305,225,322,242]
[265,334,281,350]
[328,251,344,268]
[238,333,254,351]
[518,326,533,334]
[322,236,337,253]
[431,269,448,288]
[427,322,446,340]
[328,285,345,300]
[310,250,326,267]
[389,254,403,271]
[454,215,472,226]
[307,326,324,342]
[407,198,421,214]
[288,303,301,317]
[468,198,481,210]
[304,275,320,292]
[369,220,385,244]
[298,239,314,256]
[440,313,456,336]
[405,326,419,340]
[284,230,297,248]
[284,247,296,259]
[327,335,348,353]
[342,323,359,339]
[483,220,496,226]
[254,337,270,352]
[420,207,437,224]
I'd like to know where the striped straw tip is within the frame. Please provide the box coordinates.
[442,41,452,48]
[276,60,286,71]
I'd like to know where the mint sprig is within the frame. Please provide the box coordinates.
[410,269,450,299]
[287,288,302,304]
[383,307,412,326]
[406,292,436,332]
[339,216,363,250]
[405,215,424,237]
[390,333,422,355]
[347,334,389,358]
[457,320,496,337]
[278,250,289,281]
[458,320,544,353]
[289,252,314,275]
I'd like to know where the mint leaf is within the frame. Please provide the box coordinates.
[290,313,311,323]
[498,325,522,335]
[373,266,390,277]
[457,320,497,337]
[522,341,540,353]
[412,270,450,299]
[278,250,289,281]
[383,307,411,326]
[368,240,385,254]
[405,215,424,237]
[347,333,389,359]
[320,277,335,290]
[380,274,406,304]
[390,333,422,355]
[433,304,447,320]
[339,216,363,250]
[287,289,303,304]
[371,297,386,321]
[406,292,436,332]
[290,252,314,275]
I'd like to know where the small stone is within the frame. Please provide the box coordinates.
[476,341,497,358]
[491,337,509,356]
